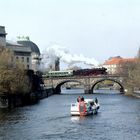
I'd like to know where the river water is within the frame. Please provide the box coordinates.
[0,89,140,140]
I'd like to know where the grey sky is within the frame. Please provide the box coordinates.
[1,0,140,63]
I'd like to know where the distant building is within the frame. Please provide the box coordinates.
[103,56,136,74]
[17,36,41,72]
[0,26,41,72]
[6,40,32,69]
[0,26,6,47]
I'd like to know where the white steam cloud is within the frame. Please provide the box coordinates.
[41,44,99,70]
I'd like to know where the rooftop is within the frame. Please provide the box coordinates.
[17,36,40,55]
[104,57,137,65]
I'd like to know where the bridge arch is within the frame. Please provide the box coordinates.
[55,80,85,94]
[91,78,124,94]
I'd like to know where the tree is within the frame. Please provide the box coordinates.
[137,46,140,58]
[0,46,31,95]
[118,47,140,92]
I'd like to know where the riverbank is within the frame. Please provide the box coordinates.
[0,87,55,109]
[132,91,140,98]
[125,91,140,98]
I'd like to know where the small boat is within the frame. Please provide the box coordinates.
[71,98,100,116]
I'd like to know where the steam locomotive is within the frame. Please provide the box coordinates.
[44,67,107,78]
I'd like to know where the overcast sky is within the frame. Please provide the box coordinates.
[1,0,140,63]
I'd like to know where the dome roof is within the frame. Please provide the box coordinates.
[17,40,40,55]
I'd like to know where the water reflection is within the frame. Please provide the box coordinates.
[71,116,86,122]
[61,88,121,94]
[61,88,85,94]
[93,89,121,94]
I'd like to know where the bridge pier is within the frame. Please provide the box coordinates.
[55,87,61,94]
[84,78,92,94]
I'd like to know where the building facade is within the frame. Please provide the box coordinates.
[0,26,41,72]
[17,36,41,72]
[103,56,136,74]
[6,40,32,69]
[0,26,6,47]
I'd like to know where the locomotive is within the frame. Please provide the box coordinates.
[44,67,107,78]
[73,67,107,76]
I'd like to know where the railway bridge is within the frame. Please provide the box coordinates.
[43,75,124,94]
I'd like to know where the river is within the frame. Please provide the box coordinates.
[0,89,140,140]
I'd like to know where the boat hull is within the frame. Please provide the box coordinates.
[71,99,100,116]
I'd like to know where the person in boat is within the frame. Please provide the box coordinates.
[95,97,100,110]
[81,96,84,101]
[95,97,98,104]
[77,96,81,102]
[78,96,86,115]
[86,102,92,111]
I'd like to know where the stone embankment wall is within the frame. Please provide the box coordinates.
[0,87,55,109]
[39,87,54,99]
[133,91,140,98]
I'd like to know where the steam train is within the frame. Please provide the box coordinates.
[44,67,107,78]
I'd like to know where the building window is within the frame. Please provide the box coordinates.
[22,57,24,62]
[27,57,29,63]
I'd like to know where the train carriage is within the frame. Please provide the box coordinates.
[44,67,107,78]
[45,70,73,78]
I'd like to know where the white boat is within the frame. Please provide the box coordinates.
[71,98,100,116]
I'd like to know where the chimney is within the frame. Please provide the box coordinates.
[55,57,60,71]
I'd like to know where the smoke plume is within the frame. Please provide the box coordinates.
[41,44,99,70]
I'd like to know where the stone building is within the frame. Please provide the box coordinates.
[0,26,6,47]
[0,26,41,72]
[103,56,136,74]
[17,36,41,72]
[6,40,32,69]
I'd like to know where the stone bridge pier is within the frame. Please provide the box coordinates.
[84,77,92,94]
